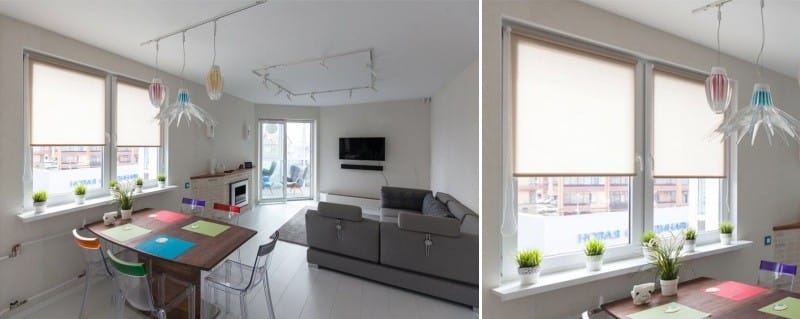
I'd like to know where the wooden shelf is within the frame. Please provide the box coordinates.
[190,168,253,180]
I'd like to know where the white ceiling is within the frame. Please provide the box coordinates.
[581,0,800,80]
[0,0,478,106]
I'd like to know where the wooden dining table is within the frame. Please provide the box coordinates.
[87,208,257,318]
[602,277,800,318]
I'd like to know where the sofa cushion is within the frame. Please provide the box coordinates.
[317,202,363,222]
[435,192,457,205]
[446,200,476,221]
[381,186,431,211]
[398,213,460,237]
[460,213,479,235]
[422,193,451,218]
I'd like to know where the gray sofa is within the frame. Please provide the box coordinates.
[305,186,478,307]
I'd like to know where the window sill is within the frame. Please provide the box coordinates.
[491,240,752,302]
[17,185,179,223]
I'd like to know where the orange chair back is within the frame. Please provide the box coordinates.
[73,229,101,250]
[213,203,241,214]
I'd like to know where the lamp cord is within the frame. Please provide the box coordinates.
[716,6,722,66]
[154,41,160,78]
[212,20,217,65]
[180,32,186,87]
[756,0,766,80]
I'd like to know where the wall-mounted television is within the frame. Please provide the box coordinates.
[339,137,385,161]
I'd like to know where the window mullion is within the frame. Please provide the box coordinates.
[641,62,655,238]
[107,75,117,188]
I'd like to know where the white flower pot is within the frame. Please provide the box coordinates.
[720,233,732,245]
[684,240,696,253]
[586,255,603,272]
[109,188,116,197]
[642,246,654,262]
[74,195,85,205]
[120,209,133,220]
[518,266,541,286]
[158,181,165,188]
[33,201,46,213]
[135,185,143,193]
[660,278,679,296]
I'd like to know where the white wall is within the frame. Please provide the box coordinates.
[319,100,431,199]
[482,1,800,318]
[0,14,256,310]
[430,60,479,210]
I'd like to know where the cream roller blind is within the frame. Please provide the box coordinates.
[653,70,725,178]
[116,81,161,147]
[30,61,106,146]
[512,33,636,176]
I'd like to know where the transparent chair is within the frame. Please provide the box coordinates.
[107,249,196,319]
[180,197,207,217]
[757,260,798,291]
[582,308,612,319]
[213,202,243,263]
[204,231,278,319]
[73,229,121,319]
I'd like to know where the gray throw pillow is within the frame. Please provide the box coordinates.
[422,193,451,218]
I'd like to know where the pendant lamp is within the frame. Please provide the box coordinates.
[156,33,216,127]
[705,6,731,114]
[205,21,224,100]
[148,41,167,108]
[715,0,800,145]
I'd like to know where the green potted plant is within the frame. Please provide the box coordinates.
[157,174,166,188]
[113,182,135,219]
[109,180,119,196]
[720,222,734,245]
[683,228,697,253]
[584,239,605,272]
[32,190,47,213]
[516,249,542,286]
[134,177,144,193]
[641,231,657,261]
[650,233,683,296]
[74,184,87,205]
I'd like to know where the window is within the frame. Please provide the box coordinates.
[503,27,731,276]
[25,54,165,207]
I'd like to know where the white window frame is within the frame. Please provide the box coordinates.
[22,51,167,209]
[500,20,736,283]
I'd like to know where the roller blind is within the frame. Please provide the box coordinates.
[653,70,725,178]
[30,61,106,146]
[116,81,161,147]
[512,33,636,176]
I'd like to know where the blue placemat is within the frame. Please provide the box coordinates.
[135,235,195,260]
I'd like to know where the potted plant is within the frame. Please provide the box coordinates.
[109,180,119,196]
[584,239,605,272]
[157,174,166,188]
[74,184,87,205]
[641,231,657,261]
[134,178,144,193]
[683,228,697,253]
[32,190,47,213]
[113,182,135,219]
[650,233,683,296]
[720,222,734,245]
[516,249,542,286]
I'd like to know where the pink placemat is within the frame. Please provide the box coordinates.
[710,281,768,301]
[147,210,189,223]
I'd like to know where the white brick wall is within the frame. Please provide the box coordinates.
[190,169,255,211]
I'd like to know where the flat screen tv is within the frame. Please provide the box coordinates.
[339,137,385,161]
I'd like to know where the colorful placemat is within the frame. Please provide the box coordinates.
[101,224,151,242]
[628,302,710,319]
[135,235,195,260]
[147,210,189,223]
[181,220,230,237]
[709,281,768,301]
[759,297,800,319]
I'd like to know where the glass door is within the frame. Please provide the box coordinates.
[259,120,285,202]
[258,119,314,203]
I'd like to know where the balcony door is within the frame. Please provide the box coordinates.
[258,119,314,203]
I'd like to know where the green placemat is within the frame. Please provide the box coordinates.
[101,224,151,242]
[628,302,710,319]
[182,220,230,237]
[759,297,800,318]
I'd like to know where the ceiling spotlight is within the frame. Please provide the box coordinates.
[287,93,293,101]
[349,89,353,99]
[371,86,378,92]
[320,60,328,70]
[274,88,282,96]
[310,94,317,102]
[262,79,269,89]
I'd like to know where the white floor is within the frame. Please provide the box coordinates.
[12,201,476,319]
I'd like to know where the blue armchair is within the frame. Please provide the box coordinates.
[262,161,277,192]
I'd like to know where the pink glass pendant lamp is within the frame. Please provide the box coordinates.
[148,41,167,108]
[705,6,731,114]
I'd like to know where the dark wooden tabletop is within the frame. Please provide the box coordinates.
[86,208,257,271]
[602,277,799,319]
